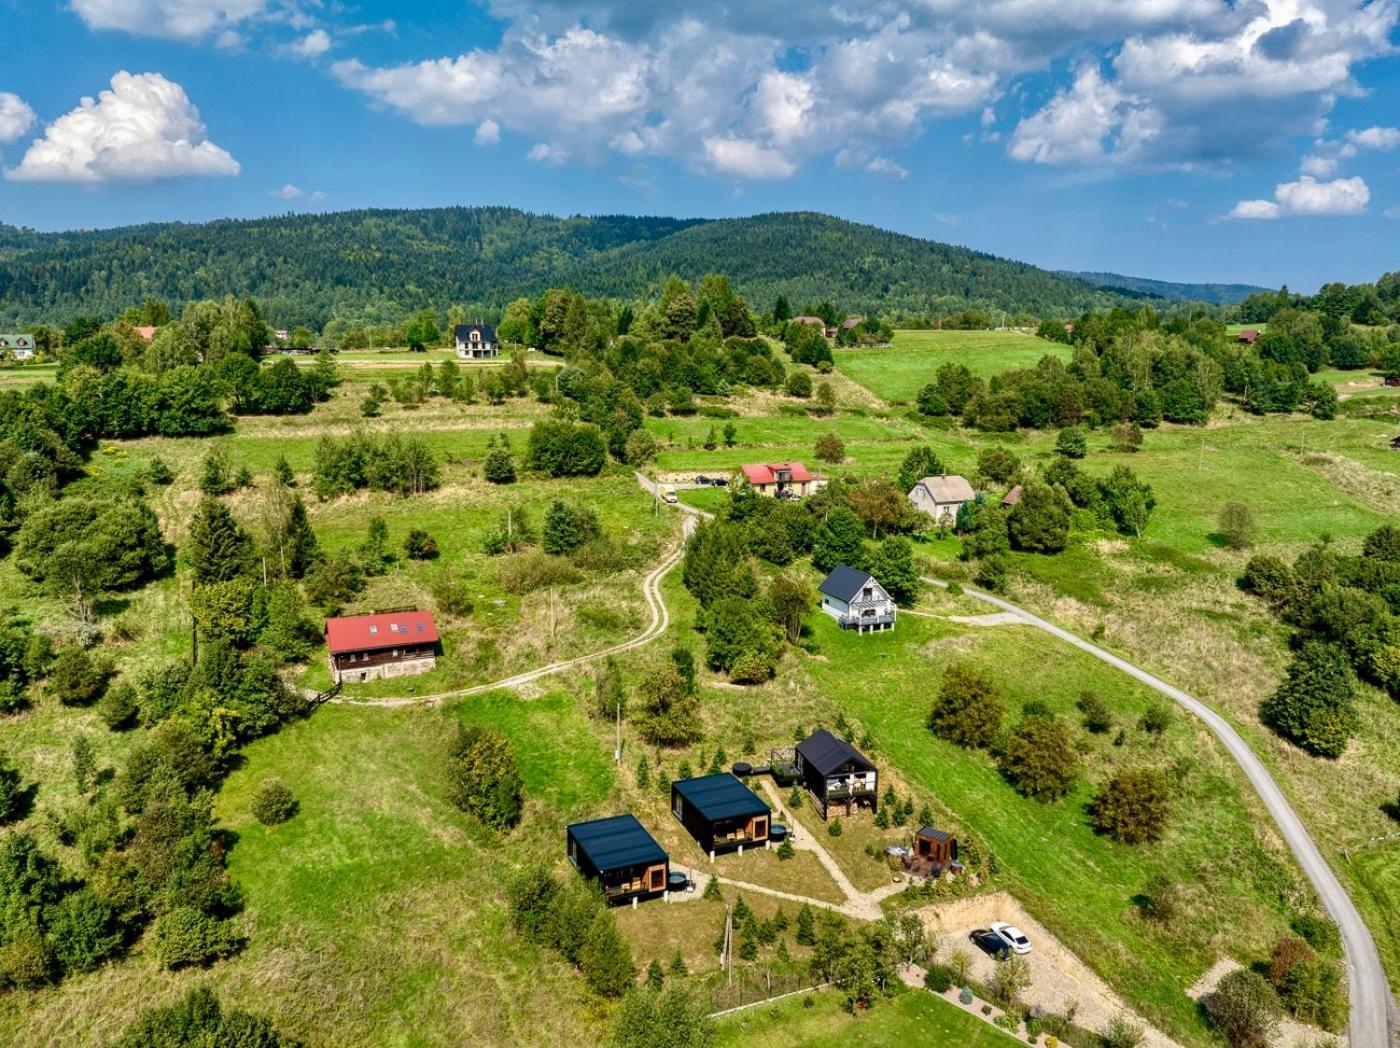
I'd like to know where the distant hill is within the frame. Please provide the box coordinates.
[0,207,1155,327]
[1066,270,1269,305]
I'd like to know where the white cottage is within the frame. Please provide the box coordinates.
[908,474,975,527]
[454,323,498,359]
[818,564,896,634]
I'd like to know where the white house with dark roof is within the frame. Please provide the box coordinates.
[818,564,895,634]
[908,474,975,527]
[0,334,36,360]
[454,323,498,359]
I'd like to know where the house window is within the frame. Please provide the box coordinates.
[863,586,873,599]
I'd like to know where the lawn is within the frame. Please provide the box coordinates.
[1348,843,1400,992]
[714,986,1022,1047]
[833,329,1069,402]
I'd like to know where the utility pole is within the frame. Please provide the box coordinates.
[614,696,622,764]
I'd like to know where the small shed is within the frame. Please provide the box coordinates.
[902,827,961,879]
[1001,484,1023,508]
[567,814,669,904]
[671,774,770,855]
[795,729,878,819]
[1237,329,1259,345]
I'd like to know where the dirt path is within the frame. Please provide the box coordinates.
[920,575,1398,1048]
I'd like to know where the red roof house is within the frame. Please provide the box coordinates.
[134,326,158,342]
[739,461,827,498]
[1237,329,1259,344]
[325,610,439,684]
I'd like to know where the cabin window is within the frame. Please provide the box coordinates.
[863,586,873,599]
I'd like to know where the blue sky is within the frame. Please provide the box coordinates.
[1,1,1398,292]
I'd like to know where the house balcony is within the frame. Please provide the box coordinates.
[825,785,877,802]
[835,613,895,630]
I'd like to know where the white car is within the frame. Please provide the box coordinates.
[989,921,1032,955]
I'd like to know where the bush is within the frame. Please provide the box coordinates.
[1265,936,1346,1031]
[609,985,713,1048]
[814,431,845,463]
[1138,702,1172,735]
[1076,691,1113,734]
[1102,1013,1145,1048]
[1260,640,1358,758]
[776,838,795,860]
[959,987,974,1005]
[543,500,601,556]
[431,571,474,617]
[1088,769,1172,843]
[1204,969,1280,1047]
[115,986,293,1047]
[46,889,123,973]
[978,447,1020,484]
[447,723,523,829]
[97,681,139,730]
[151,907,241,969]
[996,716,1078,802]
[403,528,439,560]
[1008,480,1071,554]
[785,370,812,398]
[1218,503,1257,550]
[250,778,297,825]
[827,817,843,837]
[580,908,635,997]
[924,963,954,992]
[1291,913,1341,956]
[0,750,24,823]
[928,663,1004,748]
[47,647,109,707]
[1055,427,1087,459]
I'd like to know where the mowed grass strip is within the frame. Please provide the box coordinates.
[834,329,1070,402]
[1344,844,1400,994]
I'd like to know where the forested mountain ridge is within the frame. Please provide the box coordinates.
[0,207,1136,327]
[1067,270,1270,304]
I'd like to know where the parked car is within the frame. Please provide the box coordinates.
[969,929,1009,958]
[712,476,728,487]
[989,921,1031,955]
[694,475,711,486]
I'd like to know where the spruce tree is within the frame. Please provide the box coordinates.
[285,495,320,578]
[186,497,253,584]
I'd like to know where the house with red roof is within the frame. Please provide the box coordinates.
[739,461,827,499]
[325,609,439,683]
[1237,329,1260,345]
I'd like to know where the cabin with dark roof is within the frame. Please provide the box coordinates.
[567,814,669,904]
[325,610,439,683]
[671,774,770,855]
[454,323,498,359]
[902,826,962,879]
[818,564,895,633]
[795,730,878,820]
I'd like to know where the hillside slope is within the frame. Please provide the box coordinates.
[0,207,1136,326]
[1068,270,1268,304]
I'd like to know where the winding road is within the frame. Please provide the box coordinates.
[921,575,1397,1048]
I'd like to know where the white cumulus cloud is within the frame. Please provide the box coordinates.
[293,29,332,59]
[1345,126,1400,150]
[474,119,500,145]
[0,93,36,144]
[1230,175,1370,219]
[5,71,239,184]
[702,135,796,179]
[71,0,268,41]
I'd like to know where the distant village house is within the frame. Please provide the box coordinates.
[0,334,35,360]
[454,323,498,359]
[134,326,158,342]
[818,564,896,634]
[740,461,827,499]
[325,610,439,683]
[908,474,976,526]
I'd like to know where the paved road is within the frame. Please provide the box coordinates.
[329,518,691,707]
[923,575,1398,1048]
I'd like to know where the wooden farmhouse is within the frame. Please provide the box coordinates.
[566,814,669,905]
[740,461,827,499]
[671,774,770,856]
[454,323,498,359]
[324,610,439,684]
[908,474,975,526]
[818,564,896,633]
[795,730,878,819]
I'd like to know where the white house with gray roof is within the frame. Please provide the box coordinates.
[818,564,895,634]
[908,474,975,527]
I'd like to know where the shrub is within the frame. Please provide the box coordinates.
[1218,503,1257,550]
[446,723,523,829]
[785,370,812,398]
[403,528,439,560]
[1101,1013,1145,1048]
[996,716,1078,802]
[974,555,1008,593]
[1204,969,1280,1047]
[543,500,601,556]
[814,431,845,463]
[47,647,109,707]
[924,963,954,992]
[1076,691,1113,734]
[46,889,123,973]
[1138,702,1172,735]
[928,663,1004,748]
[431,571,474,617]
[1008,480,1071,553]
[1291,913,1341,956]
[1088,769,1172,844]
[1265,937,1346,1031]
[978,447,1020,484]
[776,838,795,860]
[1238,555,1296,609]
[250,778,297,825]
[1054,427,1087,459]
[115,986,293,1047]
[151,907,241,969]
[0,927,55,988]
[0,750,24,823]
[580,908,635,997]
[1260,641,1358,758]
[609,985,713,1048]
[826,816,843,837]
[97,680,139,730]
[959,987,974,1005]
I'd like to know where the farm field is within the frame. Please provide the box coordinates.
[833,329,1069,401]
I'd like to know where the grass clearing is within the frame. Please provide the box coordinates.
[834,330,1069,402]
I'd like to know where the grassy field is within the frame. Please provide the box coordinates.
[833,329,1069,402]
[714,986,1022,1047]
